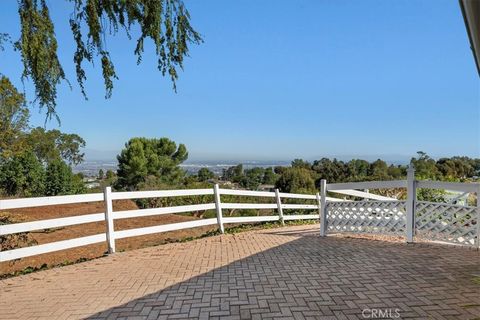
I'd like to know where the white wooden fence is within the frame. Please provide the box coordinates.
[1,169,479,263]
[0,186,347,262]
[321,168,480,247]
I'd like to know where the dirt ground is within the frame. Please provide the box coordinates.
[0,200,218,276]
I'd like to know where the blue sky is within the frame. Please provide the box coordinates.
[1,0,479,161]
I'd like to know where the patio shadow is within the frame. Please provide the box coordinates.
[86,231,480,320]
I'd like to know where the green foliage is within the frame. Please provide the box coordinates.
[0,78,86,197]
[275,167,316,194]
[98,169,104,180]
[217,153,479,199]
[0,151,46,197]
[10,0,202,120]
[134,179,213,213]
[197,168,214,182]
[242,167,265,190]
[436,156,479,179]
[262,167,277,184]
[472,276,480,286]
[72,173,88,194]
[45,159,86,196]
[274,166,287,175]
[116,137,188,190]
[222,164,244,182]
[105,170,115,180]
[222,165,278,190]
[368,159,389,179]
[16,0,66,121]
[387,165,405,179]
[269,153,479,200]
[416,188,446,202]
[25,127,85,165]
[0,77,29,158]
[310,158,406,185]
[291,159,311,170]
[45,159,71,196]
[312,158,347,183]
[0,33,10,52]
[410,151,440,179]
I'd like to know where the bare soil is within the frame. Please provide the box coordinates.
[0,200,217,276]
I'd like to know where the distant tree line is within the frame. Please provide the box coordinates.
[111,138,480,198]
[215,153,479,194]
[221,165,277,190]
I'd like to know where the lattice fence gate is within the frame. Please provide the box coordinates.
[326,200,407,236]
[415,201,478,246]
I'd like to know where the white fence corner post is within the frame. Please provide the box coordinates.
[275,189,284,225]
[213,184,224,234]
[406,166,416,243]
[103,186,116,253]
[319,179,328,237]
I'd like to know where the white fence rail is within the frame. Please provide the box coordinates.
[0,186,331,262]
[321,168,480,247]
[1,170,479,263]
[416,181,479,193]
[0,193,104,210]
[326,180,407,191]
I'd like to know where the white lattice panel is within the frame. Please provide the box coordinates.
[415,201,478,246]
[326,201,406,235]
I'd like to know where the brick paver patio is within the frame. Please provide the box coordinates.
[1,224,479,320]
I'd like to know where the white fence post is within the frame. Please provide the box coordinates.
[319,179,328,236]
[315,191,322,225]
[213,184,224,234]
[406,166,416,243]
[103,186,116,253]
[275,189,284,225]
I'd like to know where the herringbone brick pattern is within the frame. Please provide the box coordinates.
[1,225,479,319]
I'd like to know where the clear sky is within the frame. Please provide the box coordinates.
[1,0,479,161]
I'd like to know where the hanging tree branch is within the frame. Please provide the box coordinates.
[13,0,203,122]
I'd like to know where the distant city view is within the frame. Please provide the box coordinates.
[73,156,417,177]
[73,159,291,177]
[72,160,119,177]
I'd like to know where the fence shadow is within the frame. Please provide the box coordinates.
[86,230,480,320]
